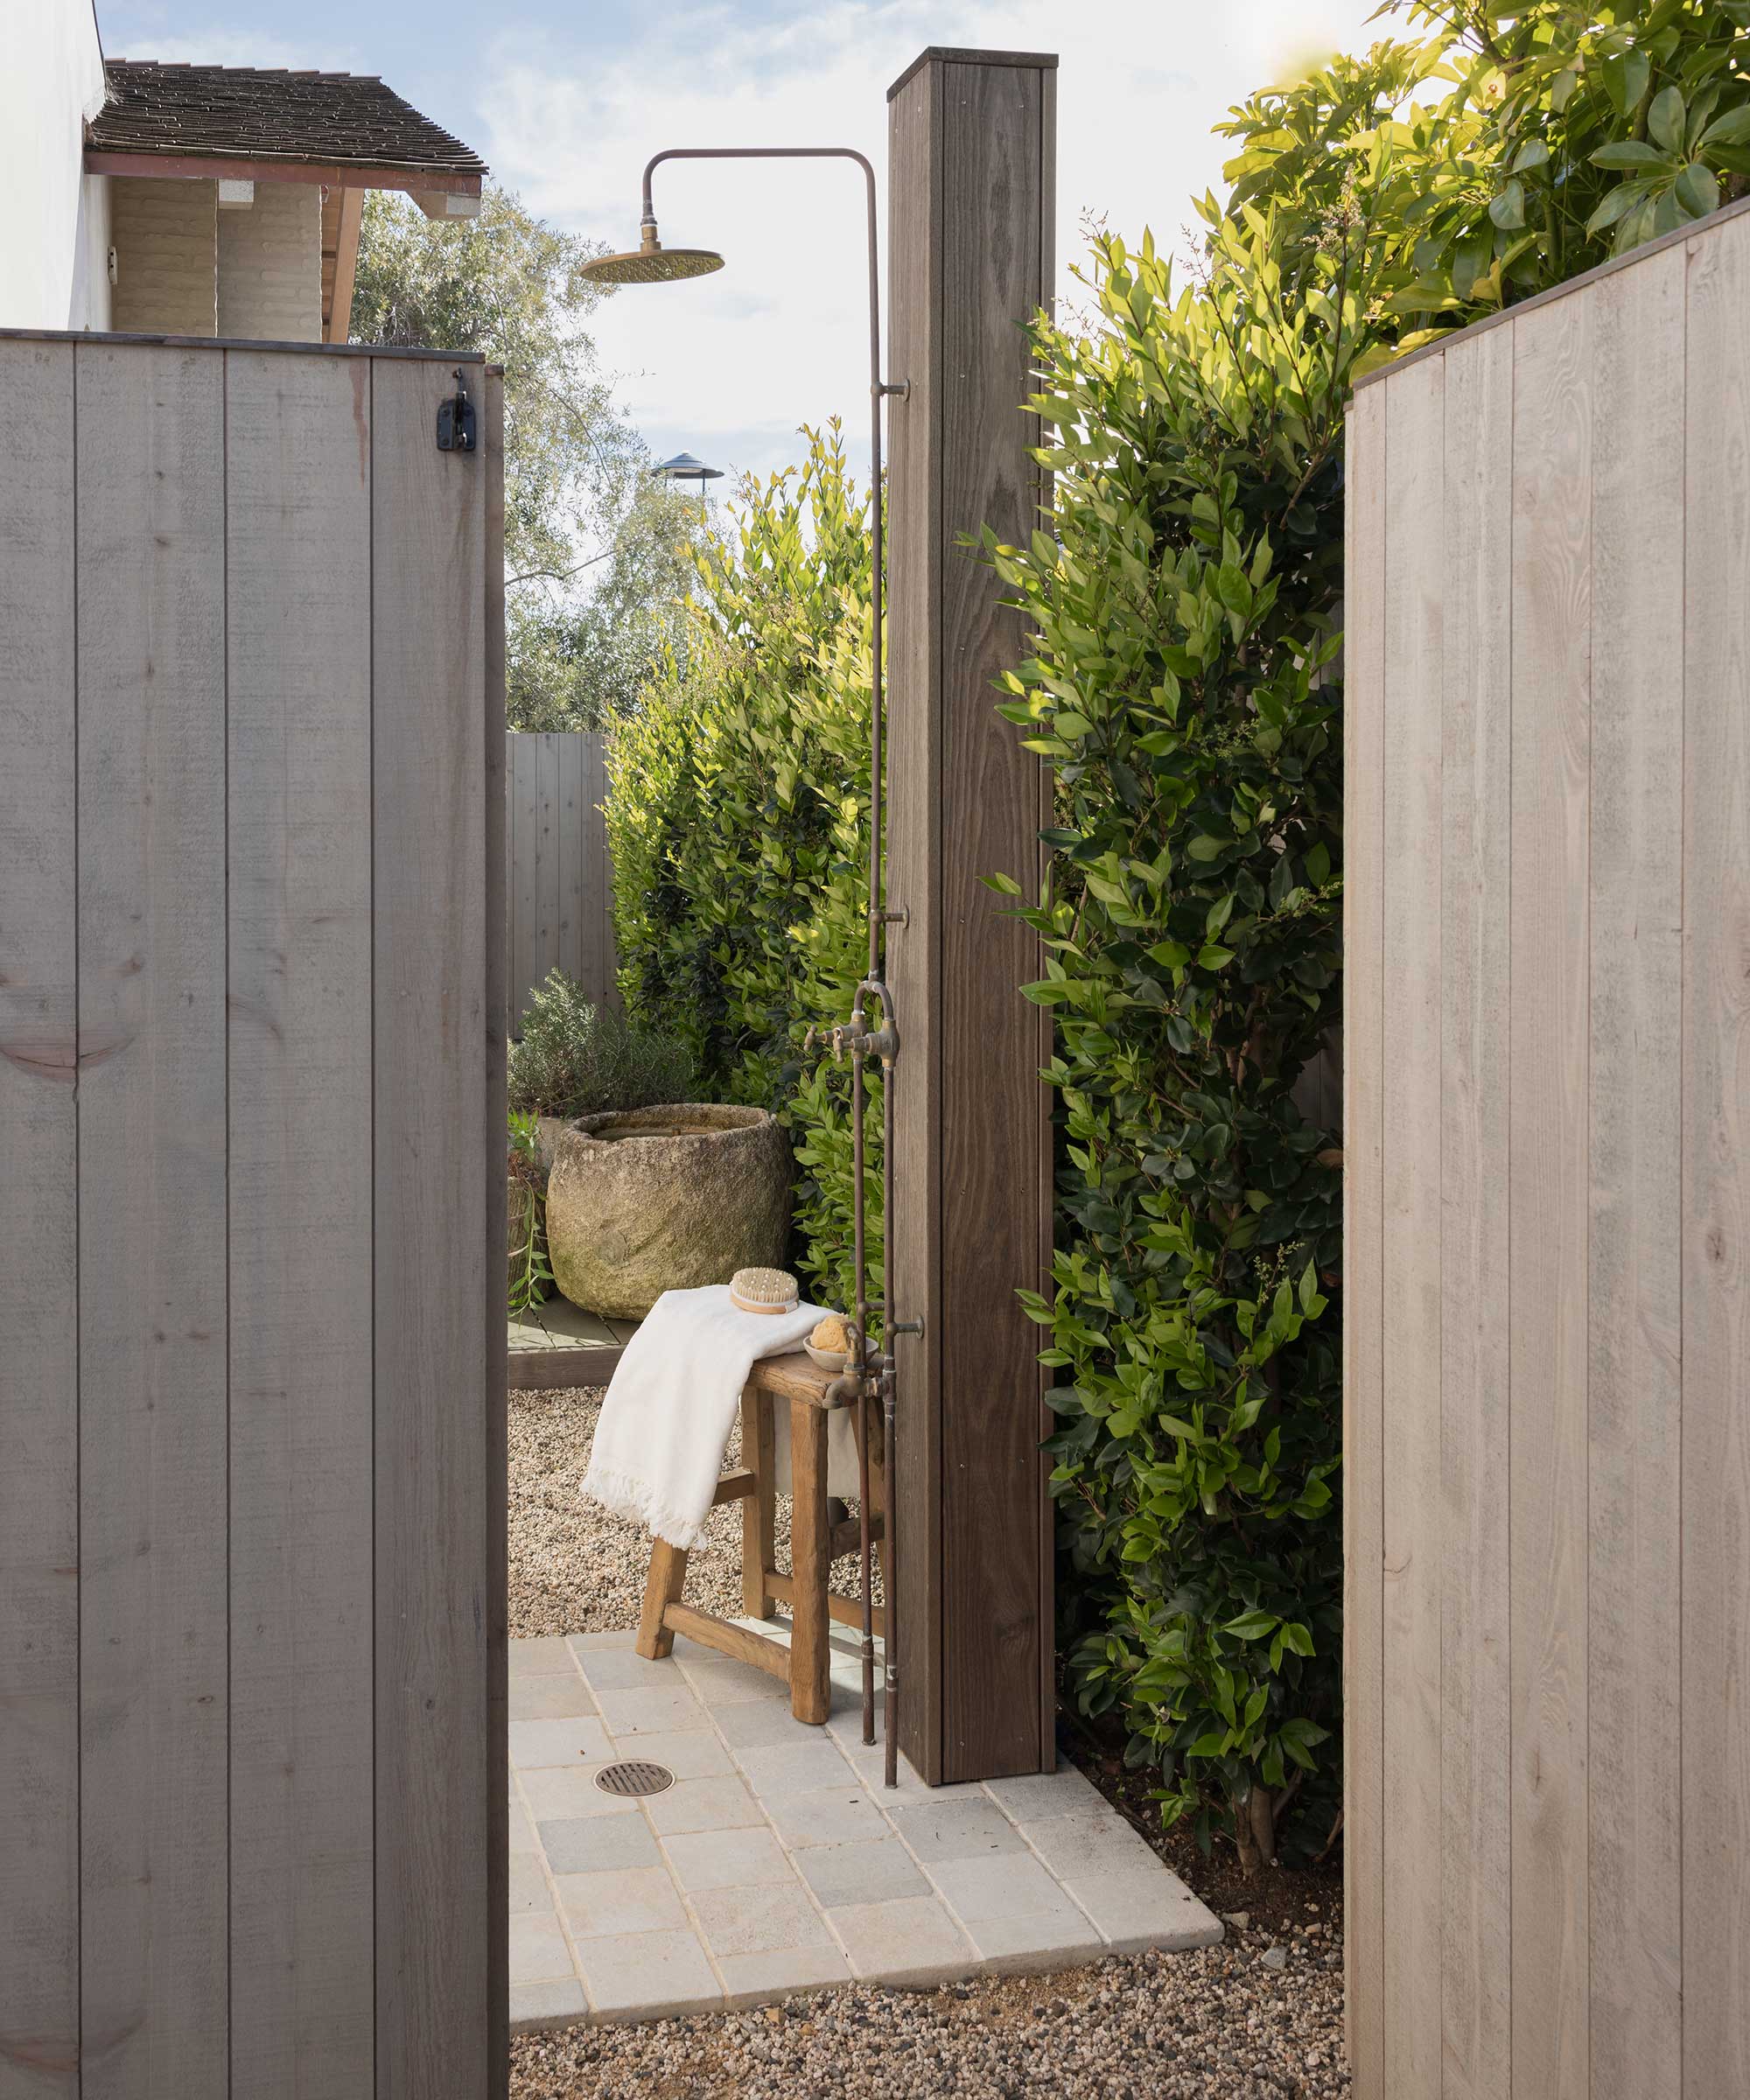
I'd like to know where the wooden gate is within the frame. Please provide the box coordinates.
[505,729,618,1032]
[0,332,506,2097]
[1344,198,1750,2098]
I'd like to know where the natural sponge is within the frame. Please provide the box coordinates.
[809,1312,850,1354]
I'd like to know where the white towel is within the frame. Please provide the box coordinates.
[583,1284,823,1550]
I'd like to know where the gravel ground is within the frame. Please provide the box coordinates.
[508,1384,1350,2100]
[508,1384,879,1637]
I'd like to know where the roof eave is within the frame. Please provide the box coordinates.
[83,147,483,193]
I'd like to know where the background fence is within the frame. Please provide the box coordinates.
[0,332,506,2097]
[1344,197,1750,2099]
[506,729,617,1032]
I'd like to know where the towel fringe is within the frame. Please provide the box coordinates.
[582,1463,704,1551]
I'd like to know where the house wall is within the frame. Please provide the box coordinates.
[111,176,218,335]
[1343,195,1750,2099]
[0,332,508,2098]
[0,0,111,330]
[218,179,323,341]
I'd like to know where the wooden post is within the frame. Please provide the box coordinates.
[886,46,1057,1785]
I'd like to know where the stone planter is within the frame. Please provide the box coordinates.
[544,1103,792,1320]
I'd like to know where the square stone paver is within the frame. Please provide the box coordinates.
[714,1698,814,1749]
[644,1774,763,1837]
[509,1623,1222,2025]
[556,1866,690,1940]
[1021,1810,1159,1880]
[764,1784,889,1852]
[983,1766,1103,1824]
[540,1814,661,1874]
[511,1673,599,1721]
[886,1797,1028,1862]
[794,1838,928,1908]
[574,1928,722,2021]
[571,1645,688,1693]
[662,1825,794,1894]
[508,1911,574,1984]
[509,1977,588,2030]
[508,1852,554,1914]
[597,1685,710,1737]
[676,1651,788,1705]
[691,1881,834,1958]
[518,1765,637,1821]
[510,1635,578,1676]
[1060,1866,1224,1954]
[509,1717,612,1770]
[926,1851,1081,1925]
[717,1944,851,2009]
[733,1737,857,1798]
[828,1895,976,1987]
[621,1728,734,1781]
[570,1629,637,1652]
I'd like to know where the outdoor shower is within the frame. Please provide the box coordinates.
[582,147,906,1788]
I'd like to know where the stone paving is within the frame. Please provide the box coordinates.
[508,1621,1222,2028]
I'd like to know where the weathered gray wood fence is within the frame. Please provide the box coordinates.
[1345,197,1750,2099]
[506,730,618,1032]
[0,331,506,2097]
[886,46,1057,1784]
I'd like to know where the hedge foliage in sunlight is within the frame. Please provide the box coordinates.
[985,0,1746,1865]
[604,426,879,1315]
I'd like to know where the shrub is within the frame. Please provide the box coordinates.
[507,1108,554,1315]
[508,971,696,1121]
[605,425,879,1314]
[984,0,1742,1870]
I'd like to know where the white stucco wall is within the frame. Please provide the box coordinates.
[0,0,112,330]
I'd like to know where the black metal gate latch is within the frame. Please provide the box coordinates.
[437,369,477,453]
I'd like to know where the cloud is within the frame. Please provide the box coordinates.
[478,0,1384,482]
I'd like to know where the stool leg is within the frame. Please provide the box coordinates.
[788,1398,830,1725]
[636,1539,688,1661]
[741,1385,775,1621]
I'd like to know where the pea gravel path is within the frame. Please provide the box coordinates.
[508,1387,1351,2099]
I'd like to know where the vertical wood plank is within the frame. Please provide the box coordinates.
[509,733,538,1030]
[371,354,489,2100]
[788,1401,831,1727]
[76,340,229,2098]
[1682,205,1750,2100]
[534,732,559,996]
[225,346,375,2096]
[1509,288,1592,2100]
[1587,242,1685,2097]
[1381,351,1445,2100]
[0,338,79,2096]
[482,368,510,2100]
[557,729,582,986]
[886,52,945,1782]
[1341,381,1388,2100]
[934,52,1052,1782]
[1438,320,1514,2100]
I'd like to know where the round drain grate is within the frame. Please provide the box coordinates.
[594,1759,676,1799]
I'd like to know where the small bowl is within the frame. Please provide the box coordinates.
[804,1342,850,1374]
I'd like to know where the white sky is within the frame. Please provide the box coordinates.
[479,0,1390,483]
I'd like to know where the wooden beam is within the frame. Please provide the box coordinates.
[764,1571,887,1642]
[661,1605,790,1681]
[886,47,1058,1786]
[326,186,363,344]
[84,149,482,199]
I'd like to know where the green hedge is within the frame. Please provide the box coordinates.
[605,425,880,1316]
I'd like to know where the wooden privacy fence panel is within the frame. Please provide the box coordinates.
[0,332,506,2100]
[1344,198,1750,2100]
[506,730,617,1031]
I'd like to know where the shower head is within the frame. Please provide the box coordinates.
[581,222,724,285]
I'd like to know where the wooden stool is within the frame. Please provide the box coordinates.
[634,1349,886,1725]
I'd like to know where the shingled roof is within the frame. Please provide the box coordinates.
[88,60,486,178]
